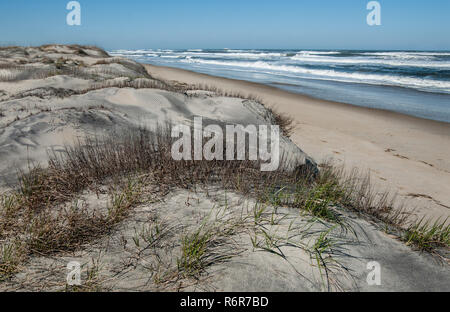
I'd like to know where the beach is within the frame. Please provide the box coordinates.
[2,0,450,295]
[112,49,450,123]
[0,45,448,291]
[144,63,450,222]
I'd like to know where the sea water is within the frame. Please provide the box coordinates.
[110,49,450,123]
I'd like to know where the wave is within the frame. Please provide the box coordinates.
[360,51,450,57]
[295,51,341,55]
[290,54,450,69]
[109,49,450,93]
[111,49,450,68]
[178,51,285,59]
[181,58,450,93]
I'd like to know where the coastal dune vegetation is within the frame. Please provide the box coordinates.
[0,45,448,291]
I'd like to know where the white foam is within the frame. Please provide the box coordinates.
[361,51,450,57]
[181,58,450,93]
[296,51,341,55]
[110,49,450,94]
[290,54,450,69]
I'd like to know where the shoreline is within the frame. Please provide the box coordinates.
[0,44,448,291]
[144,63,450,127]
[144,63,450,221]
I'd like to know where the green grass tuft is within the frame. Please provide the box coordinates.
[403,217,449,251]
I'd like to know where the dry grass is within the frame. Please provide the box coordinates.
[39,44,109,58]
[0,169,146,280]
[0,66,59,82]
[314,164,410,226]
[0,122,435,282]
[93,57,150,77]
[0,44,148,83]
[0,241,26,281]
[0,45,448,287]
[268,108,296,137]
[0,44,297,138]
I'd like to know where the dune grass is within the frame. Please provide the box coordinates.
[0,170,145,280]
[403,217,449,251]
[0,123,447,282]
[1,45,448,288]
[177,223,238,279]
[0,241,26,281]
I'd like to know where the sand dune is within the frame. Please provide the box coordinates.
[0,45,448,292]
[144,64,450,223]
[0,46,313,188]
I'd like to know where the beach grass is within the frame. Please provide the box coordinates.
[0,123,447,282]
[403,217,449,251]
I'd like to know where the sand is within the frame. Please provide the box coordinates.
[0,46,313,189]
[144,64,450,223]
[5,187,449,292]
[1,46,448,292]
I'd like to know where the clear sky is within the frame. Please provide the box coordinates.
[0,0,449,50]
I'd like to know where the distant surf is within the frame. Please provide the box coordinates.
[110,49,450,123]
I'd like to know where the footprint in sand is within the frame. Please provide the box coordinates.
[407,193,450,210]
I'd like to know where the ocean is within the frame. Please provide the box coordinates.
[109,49,450,123]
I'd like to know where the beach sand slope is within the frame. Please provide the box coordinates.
[144,64,450,223]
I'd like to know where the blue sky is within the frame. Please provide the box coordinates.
[0,0,449,50]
